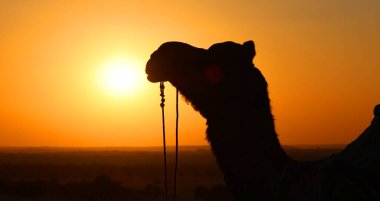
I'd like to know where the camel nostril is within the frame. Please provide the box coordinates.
[145,63,151,74]
[375,104,380,117]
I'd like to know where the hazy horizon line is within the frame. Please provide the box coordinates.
[0,144,346,150]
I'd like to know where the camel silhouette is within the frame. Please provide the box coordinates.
[146,41,380,201]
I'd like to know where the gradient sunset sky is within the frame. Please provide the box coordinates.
[0,0,379,147]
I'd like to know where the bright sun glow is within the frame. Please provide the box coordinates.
[99,58,142,97]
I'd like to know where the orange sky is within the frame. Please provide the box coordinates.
[0,0,379,147]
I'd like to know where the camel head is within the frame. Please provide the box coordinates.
[146,41,264,118]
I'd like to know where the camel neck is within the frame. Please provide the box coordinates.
[206,94,291,200]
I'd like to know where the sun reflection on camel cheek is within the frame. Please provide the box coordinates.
[203,64,223,84]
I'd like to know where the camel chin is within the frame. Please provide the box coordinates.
[146,73,167,83]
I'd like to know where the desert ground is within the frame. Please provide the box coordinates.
[0,145,343,201]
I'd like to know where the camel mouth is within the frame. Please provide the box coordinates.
[146,73,168,83]
[145,64,169,83]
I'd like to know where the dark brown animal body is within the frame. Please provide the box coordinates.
[146,41,380,201]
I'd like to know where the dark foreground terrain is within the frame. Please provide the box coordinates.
[0,146,343,201]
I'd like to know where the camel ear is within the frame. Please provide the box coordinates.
[242,40,256,60]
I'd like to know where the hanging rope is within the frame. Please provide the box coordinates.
[173,89,179,201]
[159,82,179,201]
[160,82,168,201]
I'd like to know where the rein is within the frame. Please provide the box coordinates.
[159,81,179,201]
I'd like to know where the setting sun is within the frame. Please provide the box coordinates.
[98,58,142,97]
